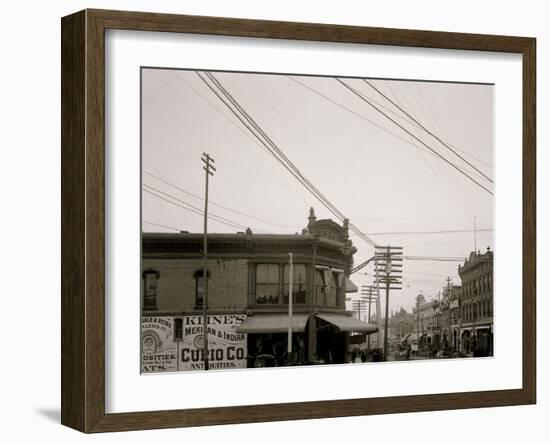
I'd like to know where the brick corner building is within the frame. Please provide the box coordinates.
[141,208,378,372]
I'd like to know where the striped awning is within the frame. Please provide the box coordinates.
[236,314,309,334]
[316,313,378,334]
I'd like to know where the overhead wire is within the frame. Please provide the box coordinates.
[410,81,493,169]
[143,169,300,230]
[396,80,493,215]
[288,76,491,184]
[335,78,493,195]
[383,80,476,216]
[197,71,377,248]
[389,80,480,216]
[143,183,272,233]
[363,79,493,183]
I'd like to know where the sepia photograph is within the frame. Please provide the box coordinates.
[140,68,494,373]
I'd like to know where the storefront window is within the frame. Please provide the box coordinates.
[256,264,280,304]
[283,264,307,304]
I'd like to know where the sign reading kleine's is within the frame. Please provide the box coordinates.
[180,314,247,371]
[141,316,178,373]
[141,314,247,373]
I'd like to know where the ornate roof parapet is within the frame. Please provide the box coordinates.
[307,206,317,230]
[458,246,493,273]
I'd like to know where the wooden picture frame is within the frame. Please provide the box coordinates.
[61,8,536,433]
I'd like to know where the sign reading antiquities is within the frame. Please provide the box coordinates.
[179,314,247,371]
[141,314,247,372]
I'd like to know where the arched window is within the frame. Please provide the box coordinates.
[142,268,160,310]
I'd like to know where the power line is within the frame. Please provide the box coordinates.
[288,76,491,184]
[143,170,300,230]
[206,72,378,248]
[360,228,493,236]
[142,185,261,232]
[363,79,493,183]
[403,256,465,262]
[385,81,480,216]
[196,72,341,220]
[198,71,377,248]
[353,214,492,221]
[142,220,181,232]
[205,72,347,221]
[335,78,494,196]
[402,80,493,169]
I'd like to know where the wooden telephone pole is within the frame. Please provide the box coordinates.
[374,246,403,361]
[361,285,376,351]
[201,152,216,371]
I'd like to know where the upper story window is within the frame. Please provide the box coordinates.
[142,269,159,310]
[315,269,327,305]
[283,264,307,304]
[333,270,344,306]
[314,267,344,307]
[194,269,210,309]
[255,264,280,304]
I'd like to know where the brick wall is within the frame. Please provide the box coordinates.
[142,258,249,312]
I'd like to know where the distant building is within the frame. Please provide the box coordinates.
[413,294,442,351]
[457,248,494,356]
[141,208,377,372]
[444,283,462,352]
[388,307,415,343]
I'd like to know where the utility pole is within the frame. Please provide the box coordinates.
[446,276,453,350]
[360,285,376,351]
[375,245,403,361]
[288,252,293,355]
[201,152,215,371]
[352,298,366,320]
[416,293,421,343]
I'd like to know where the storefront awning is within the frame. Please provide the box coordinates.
[236,314,309,334]
[316,313,378,334]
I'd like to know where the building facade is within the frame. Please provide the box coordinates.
[457,248,494,356]
[413,294,442,352]
[444,283,462,352]
[141,208,377,372]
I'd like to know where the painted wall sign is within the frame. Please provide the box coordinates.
[141,316,178,373]
[179,314,247,371]
[141,314,248,372]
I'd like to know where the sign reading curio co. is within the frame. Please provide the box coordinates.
[179,314,247,371]
[141,314,247,373]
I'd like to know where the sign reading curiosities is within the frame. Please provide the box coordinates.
[141,314,247,372]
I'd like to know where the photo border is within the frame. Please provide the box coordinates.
[61,9,536,432]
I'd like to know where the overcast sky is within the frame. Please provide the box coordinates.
[141,68,494,314]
